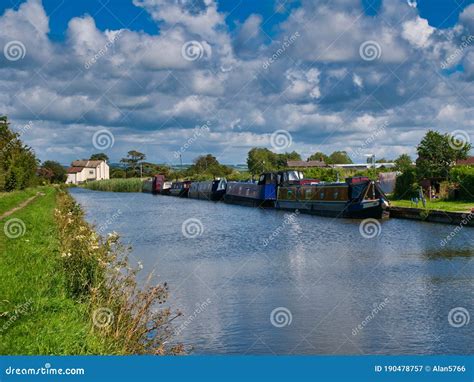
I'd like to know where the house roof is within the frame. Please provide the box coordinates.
[71,160,104,168]
[287,160,326,168]
[67,167,84,174]
[457,156,474,166]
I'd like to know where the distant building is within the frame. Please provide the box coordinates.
[456,156,474,166]
[66,160,109,184]
[287,160,326,168]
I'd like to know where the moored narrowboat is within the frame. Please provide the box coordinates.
[276,176,389,219]
[169,180,192,197]
[160,181,172,195]
[188,178,227,201]
[142,174,172,194]
[224,170,304,207]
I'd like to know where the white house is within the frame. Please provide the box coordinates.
[66,160,110,184]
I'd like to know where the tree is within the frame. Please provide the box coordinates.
[187,154,232,178]
[276,151,301,168]
[247,148,278,174]
[307,151,329,163]
[110,168,126,178]
[42,160,66,183]
[90,153,109,162]
[0,115,38,191]
[120,150,146,177]
[394,154,413,172]
[416,130,471,180]
[328,151,353,164]
[393,167,419,199]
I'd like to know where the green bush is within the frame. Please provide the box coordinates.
[393,167,419,199]
[303,167,343,182]
[0,116,38,191]
[450,166,474,200]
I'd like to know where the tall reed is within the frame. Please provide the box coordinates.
[82,178,143,192]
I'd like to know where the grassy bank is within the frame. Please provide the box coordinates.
[0,186,181,355]
[82,178,143,192]
[0,187,42,215]
[390,199,473,213]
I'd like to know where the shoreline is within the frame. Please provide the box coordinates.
[389,206,474,227]
[78,184,474,227]
[0,186,181,355]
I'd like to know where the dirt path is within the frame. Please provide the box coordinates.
[0,192,45,221]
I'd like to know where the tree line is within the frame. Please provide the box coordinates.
[0,114,472,199]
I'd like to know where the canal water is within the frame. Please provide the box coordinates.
[70,188,474,355]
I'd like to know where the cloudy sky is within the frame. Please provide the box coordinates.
[0,0,473,165]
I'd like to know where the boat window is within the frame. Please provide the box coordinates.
[288,171,303,181]
[305,189,312,199]
[334,191,339,199]
[320,191,325,199]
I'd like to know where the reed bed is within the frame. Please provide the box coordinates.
[82,178,143,193]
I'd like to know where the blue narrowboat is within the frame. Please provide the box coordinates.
[276,176,390,219]
[169,180,192,197]
[188,179,227,201]
[224,170,304,207]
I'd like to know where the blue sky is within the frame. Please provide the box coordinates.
[1,0,471,38]
[0,0,473,165]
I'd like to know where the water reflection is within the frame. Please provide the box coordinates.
[70,188,474,355]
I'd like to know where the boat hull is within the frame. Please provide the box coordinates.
[188,180,227,201]
[275,199,388,219]
[224,194,274,208]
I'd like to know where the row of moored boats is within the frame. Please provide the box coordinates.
[142,170,390,219]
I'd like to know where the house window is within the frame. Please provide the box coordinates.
[89,170,94,175]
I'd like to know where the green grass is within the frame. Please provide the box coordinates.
[390,199,474,213]
[0,187,112,354]
[82,178,143,192]
[0,187,41,215]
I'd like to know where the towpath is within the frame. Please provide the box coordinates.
[0,192,45,220]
